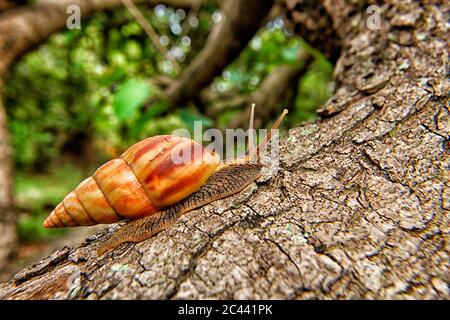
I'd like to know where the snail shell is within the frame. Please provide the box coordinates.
[43,135,220,228]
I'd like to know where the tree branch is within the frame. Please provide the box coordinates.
[120,0,182,72]
[279,0,342,63]
[162,0,275,106]
[208,50,313,129]
[0,0,203,80]
[0,0,26,12]
[140,0,275,114]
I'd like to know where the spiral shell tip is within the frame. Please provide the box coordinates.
[43,217,53,228]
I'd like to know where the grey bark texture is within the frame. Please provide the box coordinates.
[0,0,449,299]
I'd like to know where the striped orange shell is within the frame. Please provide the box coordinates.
[43,135,220,228]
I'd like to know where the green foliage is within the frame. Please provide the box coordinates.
[294,59,333,123]
[179,109,214,131]
[15,163,85,242]
[4,5,215,169]
[5,7,331,170]
[212,26,333,123]
[113,79,152,120]
[281,44,302,64]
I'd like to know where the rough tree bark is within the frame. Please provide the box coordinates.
[0,0,448,299]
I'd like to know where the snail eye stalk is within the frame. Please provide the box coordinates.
[252,108,288,159]
[248,103,256,154]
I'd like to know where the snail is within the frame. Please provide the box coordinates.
[43,106,288,255]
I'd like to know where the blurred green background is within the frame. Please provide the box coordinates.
[4,3,332,244]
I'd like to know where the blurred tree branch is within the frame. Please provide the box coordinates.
[206,51,314,129]
[146,0,275,109]
[177,0,202,42]
[0,0,205,79]
[119,0,182,72]
[0,0,26,12]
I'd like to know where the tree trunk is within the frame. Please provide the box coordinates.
[0,0,448,299]
[0,97,15,277]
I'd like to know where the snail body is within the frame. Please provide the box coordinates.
[44,135,219,228]
[43,108,288,255]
